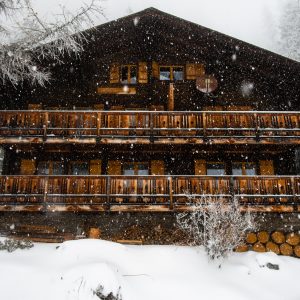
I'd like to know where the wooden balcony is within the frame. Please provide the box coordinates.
[0,110,299,145]
[0,175,299,212]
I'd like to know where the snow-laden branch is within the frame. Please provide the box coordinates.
[0,0,105,86]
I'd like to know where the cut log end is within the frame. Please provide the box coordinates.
[293,245,300,258]
[257,231,269,244]
[246,232,257,244]
[253,242,266,253]
[271,231,285,244]
[88,227,101,239]
[286,233,300,246]
[280,243,293,256]
[266,241,280,255]
[235,244,249,252]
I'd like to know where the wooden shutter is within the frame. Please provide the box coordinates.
[186,63,205,80]
[259,160,274,175]
[138,62,148,83]
[107,160,121,175]
[195,159,206,175]
[195,64,205,77]
[151,160,165,175]
[20,159,36,175]
[152,61,159,79]
[90,160,102,175]
[110,64,120,83]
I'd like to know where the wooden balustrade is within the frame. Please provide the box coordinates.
[0,175,299,212]
[0,110,299,144]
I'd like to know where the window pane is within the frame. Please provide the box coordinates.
[37,162,49,175]
[207,163,225,175]
[123,163,134,175]
[232,162,243,175]
[245,163,256,175]
[130,66,137,84]
[53,162,64,175]
[121,66,129,83]
[71,162,89,175]
[160,67,171,80]
[173,67,184,80]
[137,164,149,175]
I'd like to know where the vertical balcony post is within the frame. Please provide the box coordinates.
[43,112,48,141]
[290,177,297,211]
[106,176,111,210]
[150,112,154,143]
[169,176,174,210]
[97,111,101,139]
[202,112,207,141]
[254,113,260,141]
[43,176,48,211]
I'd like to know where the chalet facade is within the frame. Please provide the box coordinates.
[0,8,300,242]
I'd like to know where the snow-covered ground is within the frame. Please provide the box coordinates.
[0,239,300,300]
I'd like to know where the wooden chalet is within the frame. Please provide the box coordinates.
[0,8,300,241]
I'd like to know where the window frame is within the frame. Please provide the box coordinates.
[231,162,257,176]
[69,161,90,175]
[37,161,64,175]
[206,161,226,176]
[159,65,184,81]
[122,162,149,175]
[120,64,137,84]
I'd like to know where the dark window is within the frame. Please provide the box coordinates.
[206,162,225,175]
[37,161,64,175]
[121,65,137,84]
[232,162,256,175]
[70,162,89,175]
[123,162,149,175]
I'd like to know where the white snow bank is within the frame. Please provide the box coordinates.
[0,238,299,300]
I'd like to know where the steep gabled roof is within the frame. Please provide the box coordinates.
[84,7,299,75]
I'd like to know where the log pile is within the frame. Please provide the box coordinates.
[236,231,300,257]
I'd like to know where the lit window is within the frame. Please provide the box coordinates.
[206,162,225,175]
[121,65,137,84]
[232,162,256,175]
[159,66,184,81]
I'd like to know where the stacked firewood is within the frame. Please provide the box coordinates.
[236,231,300,257]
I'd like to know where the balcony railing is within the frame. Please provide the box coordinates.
[0,110,299,144]
[0,175,299,212]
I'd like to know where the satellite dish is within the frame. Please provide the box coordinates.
[196,75,218,93]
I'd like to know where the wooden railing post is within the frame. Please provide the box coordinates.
[43,112,48,141]
[290,177,297,211]
[106,176,111,210]
[97,111,101,140]
[202,112,207,141]
[150,113,154,142]
[254,113,260,141]
[43,176,48,211]
[169,177,174,210]
[229,177,235,202]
